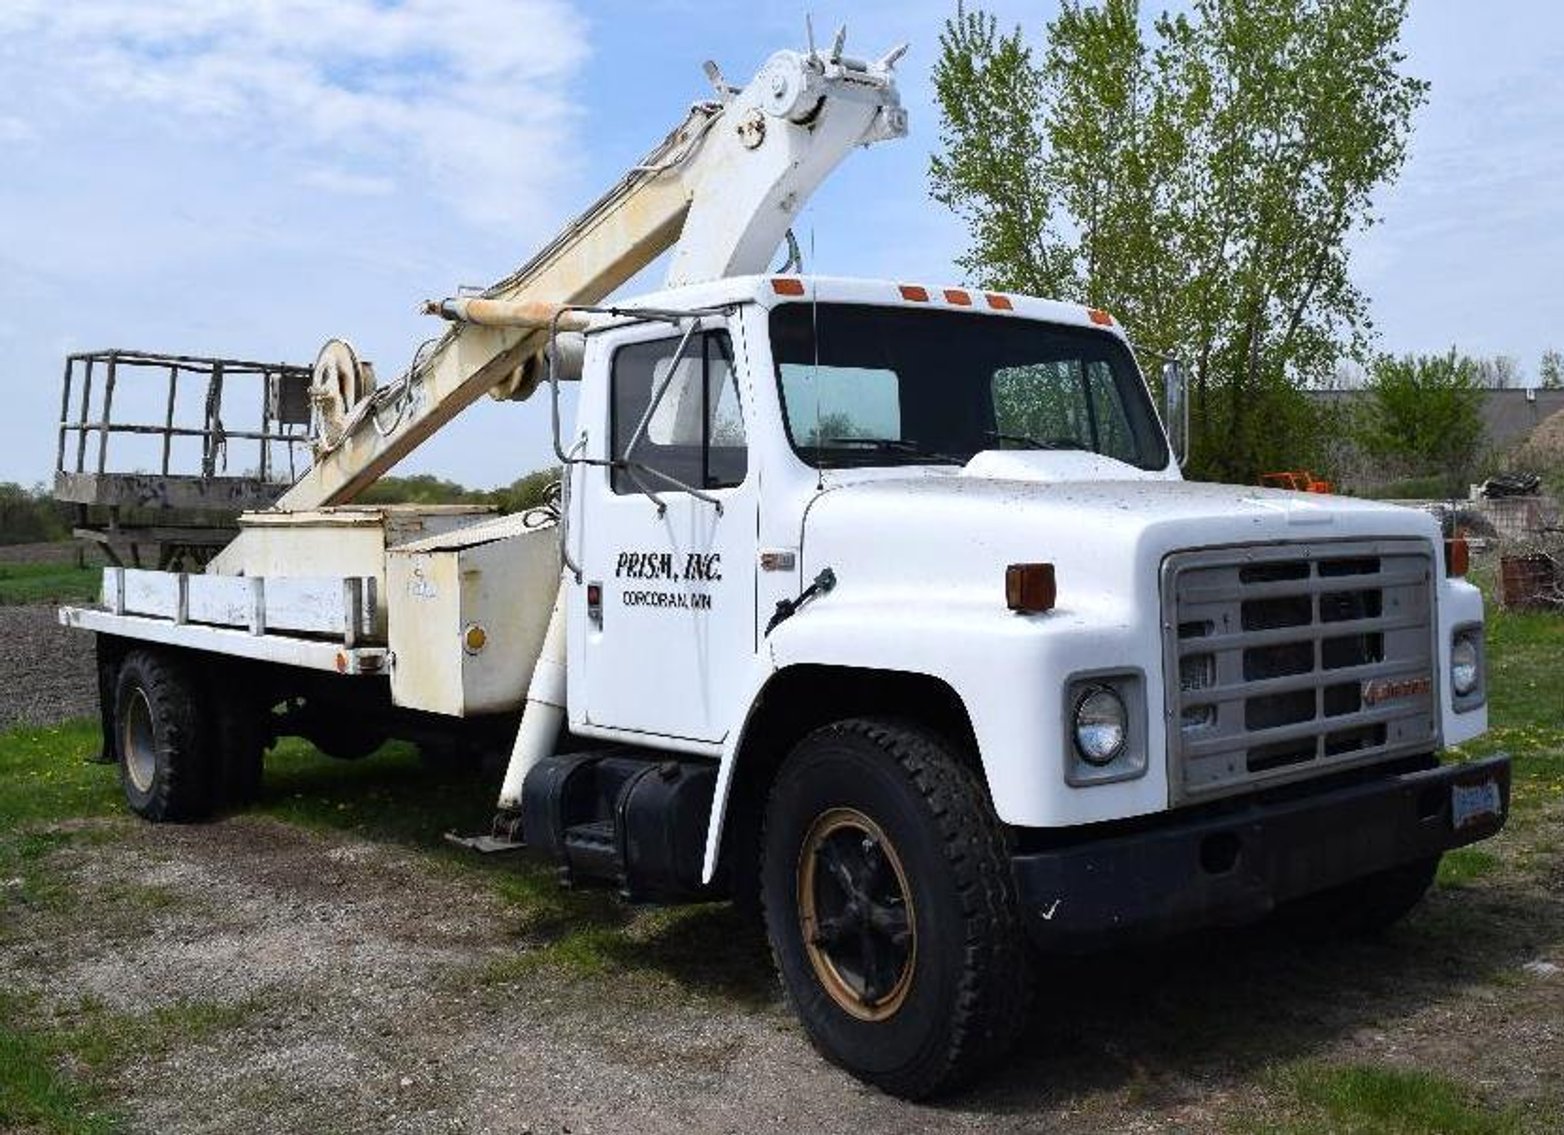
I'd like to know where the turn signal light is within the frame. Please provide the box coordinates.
[771,277,806,296]
[1445,536,1470,577]
[1005,563,1057,614]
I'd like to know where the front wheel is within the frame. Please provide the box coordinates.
[760,719,1030,1099]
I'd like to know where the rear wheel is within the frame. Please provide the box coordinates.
[114,649,213,822]
[210,677,267,808]
[760,718,1030,1099]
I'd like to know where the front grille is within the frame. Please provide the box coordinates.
[1161,539,1436,802]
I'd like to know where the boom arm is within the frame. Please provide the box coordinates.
[275,34,906,512]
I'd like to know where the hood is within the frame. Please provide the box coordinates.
[799,470,1440,617]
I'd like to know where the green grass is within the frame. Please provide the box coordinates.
[1436,845,1501,887]
[0,722,118,825]
[0,991,263,1135]
[1259,1062,1519,1134]
[1363,475,1468,500]
[0,1005,118,1135]
[0,561,100,606]
[0,724,121,926]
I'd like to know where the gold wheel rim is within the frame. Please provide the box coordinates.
[796,807,917,1021]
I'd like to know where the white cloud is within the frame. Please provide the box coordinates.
[0,0,594,489]
[0,0,590,226]
[298,168,397,197]
[0,116,33,144]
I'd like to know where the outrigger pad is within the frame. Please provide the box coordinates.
[442,831,526,854]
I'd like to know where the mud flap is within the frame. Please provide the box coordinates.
[92,634,125,764]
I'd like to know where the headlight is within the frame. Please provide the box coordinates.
[1074,685,1128,766]
[1451,634,1480,697]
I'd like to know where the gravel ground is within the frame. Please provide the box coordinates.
[4,808,1559,1135]
[3,592,1560,1132]
[0,603,98,729]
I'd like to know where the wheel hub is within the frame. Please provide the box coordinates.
[797,807,916,1021]
[121,687,157,795]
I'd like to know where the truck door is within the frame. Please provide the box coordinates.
[574,320,757,743]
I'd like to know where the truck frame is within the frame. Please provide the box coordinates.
[57,28,1509,1099]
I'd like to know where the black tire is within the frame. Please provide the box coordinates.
[113,649,213,822]
[211,680,266,809]
[1273,855,1441,940]
[760,718,1030,1099]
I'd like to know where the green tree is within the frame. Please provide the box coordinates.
[930,0,1427,482]
[490,468,561,513]
[1539,349,1563,390]
[357,474,486,506]
[1474,355,1521,389]
[0,482,69,545]
[1353,349,1484,489]
[357,469,561,514]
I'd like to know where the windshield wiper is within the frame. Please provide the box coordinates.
[823,437,965,465]
[983,430,1088,452]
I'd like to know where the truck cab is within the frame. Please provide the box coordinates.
[522,271,1506,1091]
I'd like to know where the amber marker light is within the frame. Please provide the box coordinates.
[1005,563,1057,614]
[898,284,930,302]
[1087,308,1114,326]
[985,293,1014,311]
[771,277,806,296]
[944,288,973,306]
[1445,536,1470,577]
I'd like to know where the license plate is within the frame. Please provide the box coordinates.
[1451,777,1503,830]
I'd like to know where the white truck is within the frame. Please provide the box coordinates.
[57,29,1509,1098]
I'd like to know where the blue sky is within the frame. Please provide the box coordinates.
[2,1,1561,492]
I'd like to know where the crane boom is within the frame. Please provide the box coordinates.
[275,36,906,512]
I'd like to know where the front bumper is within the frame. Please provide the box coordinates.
[1012,755,1511,949]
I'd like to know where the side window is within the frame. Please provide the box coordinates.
[611,331,747,495]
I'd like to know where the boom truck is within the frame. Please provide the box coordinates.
[56,28,1509,1098]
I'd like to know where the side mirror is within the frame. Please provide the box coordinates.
[1161,358,1189,468]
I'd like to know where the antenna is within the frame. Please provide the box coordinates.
[810,225,824,492]
[876,43,909,71]
[701,59,736,103]
[830,25,847,64]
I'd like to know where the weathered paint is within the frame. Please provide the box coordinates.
[385,514,562,716]
[208,504,492,632]
[59,606,388,675]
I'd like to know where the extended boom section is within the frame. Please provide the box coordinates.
[275,38,906,513]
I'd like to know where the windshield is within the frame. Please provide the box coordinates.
[771,303,1168,470]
